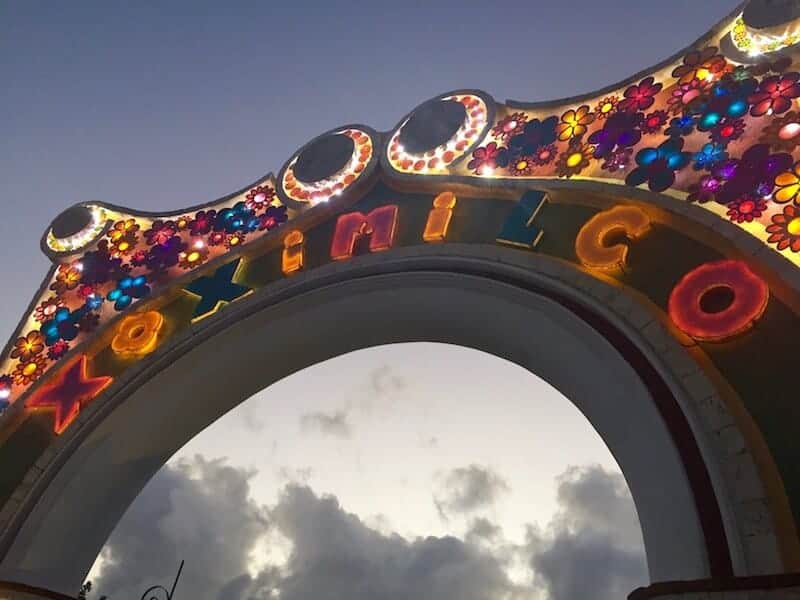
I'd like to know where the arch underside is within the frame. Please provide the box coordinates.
[0,248,727,592]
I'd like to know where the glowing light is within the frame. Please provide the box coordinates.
[497,191,547,249]
[779,122,800,140]
[575,205,651,270]
[111,311,164,358]
[74,262,84,272]
[388,94,488,174]
[282,230,305,275]
[26,355,113,434]
[281,129,372,205]
[45,205,108,254]
[423,192,457,242]
[194,239,205,249]
[330,205,399,260]
[731,14,800,56]
[668,260,769,342]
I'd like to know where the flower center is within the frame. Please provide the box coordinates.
[739,200,755,214]
[187,251,201,263]
[788,217,800,235]
[503,121,518,133]
[254,192,267,204]
[600,102,613,114]
[23,362,38,376]
[720,124,735,138]
[118,241,130,252]
[779,122,800,140]
[566,152,583,168]
[516,160,528,171]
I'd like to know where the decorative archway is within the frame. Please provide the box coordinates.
[2,3,800,598]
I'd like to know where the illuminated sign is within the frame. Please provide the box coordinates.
[330,205,399,260]
[575,205,651,270]
[496,191,547,248]
[423,192,457,242]
[282,230,306,275]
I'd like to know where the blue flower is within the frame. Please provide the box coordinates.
[693,143,728,171]
[664,115,695,138]
[216,202,257,233]
[107,275,150,311]
[41,307,80,345]
[625,138,691,192]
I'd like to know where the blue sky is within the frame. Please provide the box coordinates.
[1,2,739,598]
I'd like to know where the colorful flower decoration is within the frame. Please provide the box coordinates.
[715,144,793,205]
[774,161,800,205]
[50,262,82,294]
[556,106,595,141]
[618,77,662,113]
[555,143,594,178]
[766,205,800,252]
[468,142,509,175]
[726,196,767,223]
[710,117,746,146]
[507,155,536,176]
[46,340,70,361]
[672,47,726,85]
[626,138,691,192]
[12,355,47,386]
[224,231,247,249]
[107,219,140,256]
[759,111,800,152]
[687,175,722,204]
[145,236,187,274]
[640,110,668,135]
[79,241,127,285]
[258,205,288,231]
[144,220,178,246]
[530,144,557,166]
[41,307,81,346]
[594,96,618,119]
[508,116,559,157]
[245,185,276,212]
[216,202,258,234]
[693,143,728,171]
[492,112,528,142]
[11,331,45,362]
[34,297,64,323]
[589,112,642,159]
[748,73,800,117]
[178,242,210,269]
[665,115,696,138]
[107,276,150,311]
[667,78,711,115]
[600,147,633,173]
[111,311,164,358]
[190,210,217,236]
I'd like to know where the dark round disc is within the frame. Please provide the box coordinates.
[51,205,93,239]
[293,134,355,184]
[743,0,800,29]
[398,99,467,155]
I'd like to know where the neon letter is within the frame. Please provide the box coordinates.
[668,260,769,342]
[575,205,651,270]
[330,205,398,260]
[424,192,456,242]
[496,190,547,248]
[282,230,305,275]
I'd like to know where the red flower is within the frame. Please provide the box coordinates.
[47,340,70,360]
[245,186,276,211]
[144,220,178,246]
[726,196,767,223]
[467,142,509,175]
[667,78,711,115]
[641,110,668,135]
[530,144,557,166]
[191,210,217,236]
[619,77,663,113]
[131,249,148,267]
[491,112,528,142]
[766,204,800,252]
[710,118,746,145]
[748,73,800,117]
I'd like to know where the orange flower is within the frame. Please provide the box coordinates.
[556,105,595,141]
[111,311,164,358]
[11,331,45,361]
[13,355,47,385]
[50,262,82,294]
[774,161,800,205]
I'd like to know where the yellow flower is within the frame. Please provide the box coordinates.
[774,162,800,205]
[111,311,164,358]
[556,105,595,141]
[11,331,45,361]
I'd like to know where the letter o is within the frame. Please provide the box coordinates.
[668,260,769,342]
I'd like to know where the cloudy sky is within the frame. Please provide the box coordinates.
[0,1,740,598]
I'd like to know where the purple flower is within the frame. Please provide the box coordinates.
[714,143,793,205]
[588,112,643,159]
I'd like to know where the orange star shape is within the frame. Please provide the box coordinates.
[27,355,112,434]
